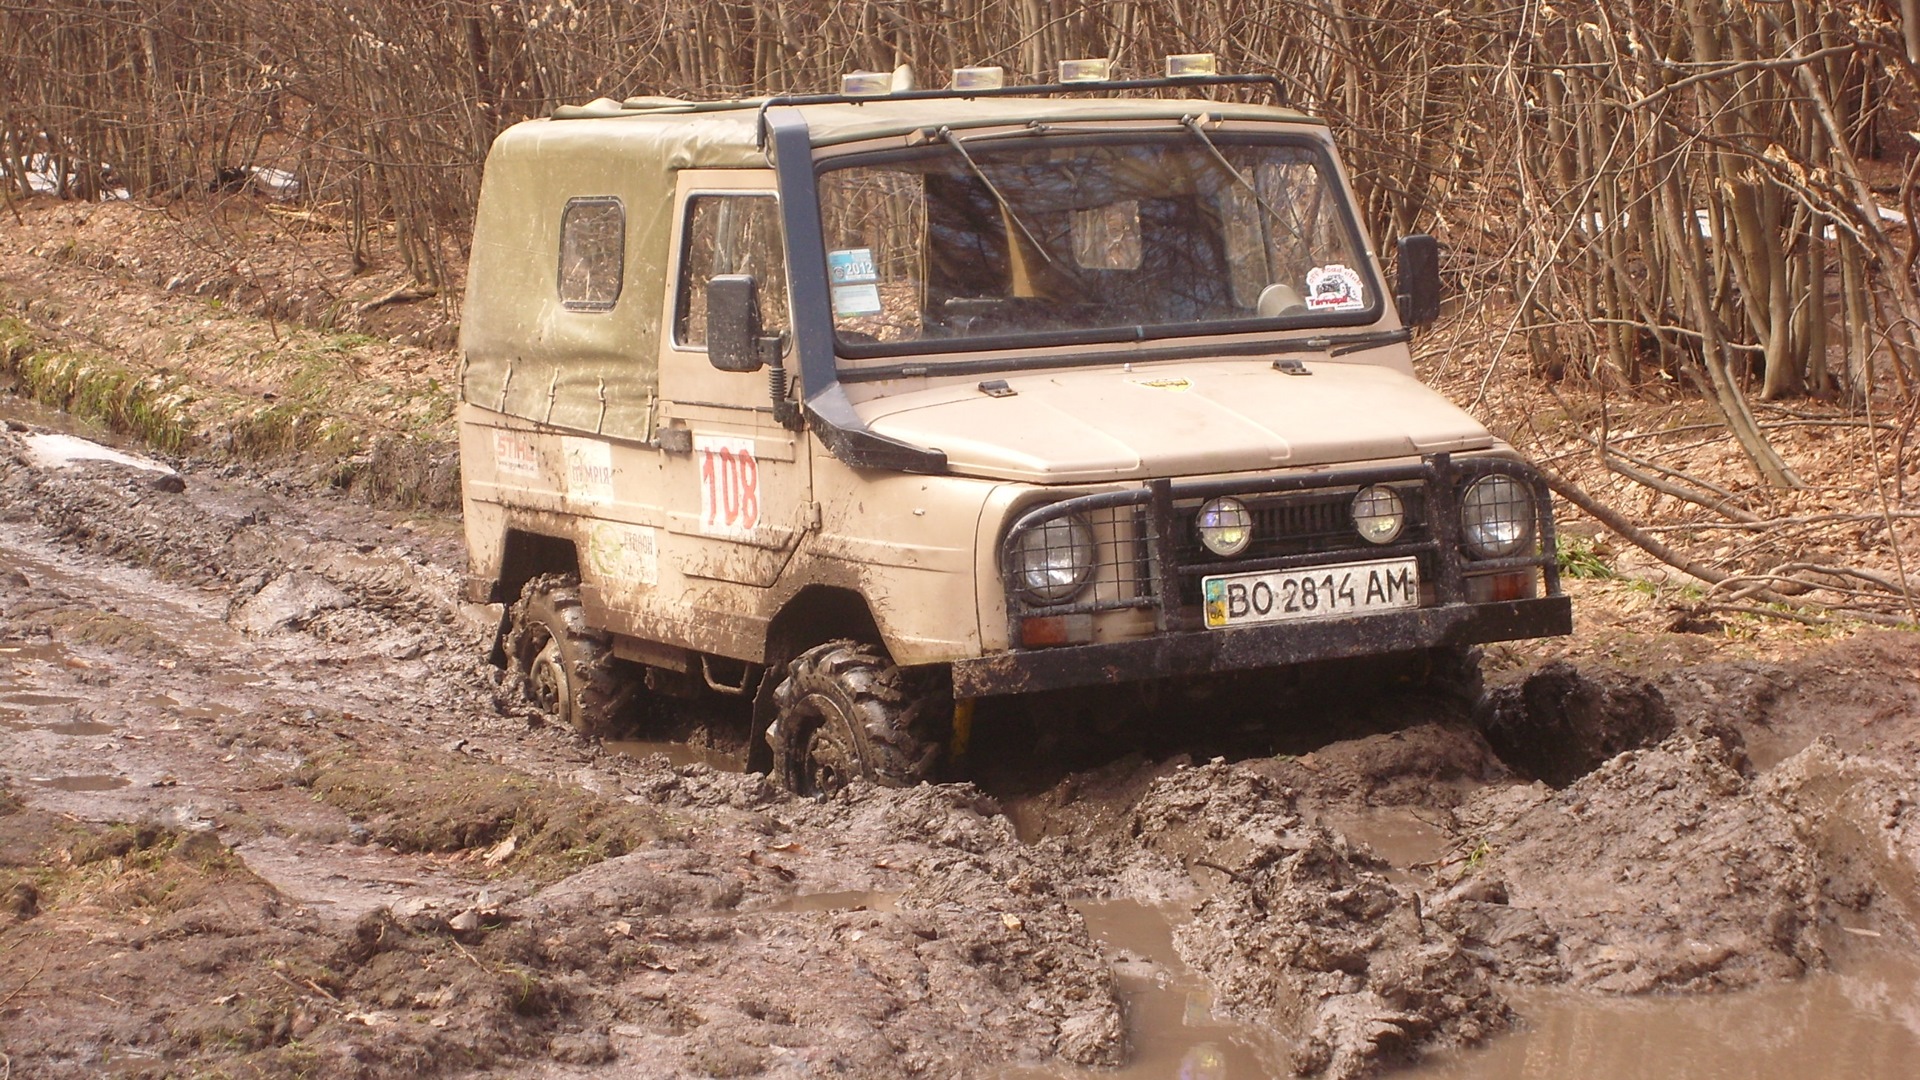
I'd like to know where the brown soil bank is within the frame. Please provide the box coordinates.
[0,198,461,509]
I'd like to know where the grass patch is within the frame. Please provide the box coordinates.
[0,317,193,451]
[295,749,680,883]
[1556,534,1618,580]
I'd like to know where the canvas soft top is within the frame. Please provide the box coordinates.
[461,84,1326,443]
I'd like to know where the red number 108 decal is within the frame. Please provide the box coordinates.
[695,435,760,538]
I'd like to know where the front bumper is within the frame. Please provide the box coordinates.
[952,594,1570,698]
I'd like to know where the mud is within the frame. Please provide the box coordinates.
[4,415,1920,1078]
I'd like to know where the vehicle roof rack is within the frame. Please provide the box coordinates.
[762,72,1284,110]
[752,72,1288,148]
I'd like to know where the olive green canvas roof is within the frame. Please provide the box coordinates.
[460,91,1325,441]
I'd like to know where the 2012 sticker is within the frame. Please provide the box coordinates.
[695,434,760,539]
[1305,264,1366,312]
[828,248,883,317]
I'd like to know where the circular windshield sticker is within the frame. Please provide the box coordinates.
[1306,264,1366,312]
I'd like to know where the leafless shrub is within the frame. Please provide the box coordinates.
[2,1,1916,433]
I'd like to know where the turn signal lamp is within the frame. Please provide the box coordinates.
[841,71,892,97]
[1059,58,1113,83]
[1165,53,1218,78]
[951,65,1005,91]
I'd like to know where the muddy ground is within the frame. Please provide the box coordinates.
[2,414,1919,1080]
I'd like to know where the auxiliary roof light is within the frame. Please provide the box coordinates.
[951,65,1005,91]
[840,71,892,97]
[1165,53,1218,78]
[1058,58,1114,83]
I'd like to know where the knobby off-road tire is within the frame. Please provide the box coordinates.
[504,573,625,738]
[1413,644,1485,712]
[769,640,944,796]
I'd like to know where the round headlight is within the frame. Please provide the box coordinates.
[1460,475,1535,558]
[1013,514,1096,603]
[1196,497,1253,557]
[1351,485,1405,545]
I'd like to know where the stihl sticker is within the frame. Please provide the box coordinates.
[492,431,541,480]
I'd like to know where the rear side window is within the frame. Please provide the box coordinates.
[675,194,788,347]
[558,197,625,311]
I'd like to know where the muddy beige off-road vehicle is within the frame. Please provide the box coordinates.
[458,65,1572,793]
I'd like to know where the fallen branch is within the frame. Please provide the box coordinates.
[1708,603,1838,628]
[1589,442,1760,523]
[1541,468,1917,627]
[356,284,437,314]
[1637,510,1920,532]
[0,957,47,1009]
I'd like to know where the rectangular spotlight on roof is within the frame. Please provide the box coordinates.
[1058,58,1113,83]
[840,71,892,96]
[1166,53,1219,78]
[950,66,1005,92]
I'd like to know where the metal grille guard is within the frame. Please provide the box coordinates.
[998,452,1563,642]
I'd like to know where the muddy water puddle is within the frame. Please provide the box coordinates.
[1409,951,1920,1079]
[1010,899,1287,1080]
[605,738,741,770]
[30,773,131,792]
[1315,805,1452,870]
[0,692,82,709]
[25,718,117,736]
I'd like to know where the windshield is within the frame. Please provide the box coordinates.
[817,133,1377,357]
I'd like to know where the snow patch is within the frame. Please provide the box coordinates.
[19,432,176,476]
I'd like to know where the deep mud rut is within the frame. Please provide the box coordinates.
[3,411,1920,1079]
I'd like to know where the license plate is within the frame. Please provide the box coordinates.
[1202,557,1419,629]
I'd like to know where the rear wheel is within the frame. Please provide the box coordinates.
[769,640,943,795]
[505,573,626,737]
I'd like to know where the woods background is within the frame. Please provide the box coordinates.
[5,0,1920,485]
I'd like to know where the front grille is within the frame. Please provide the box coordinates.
[996,454,1561,637]
[1171,487,1431,604]
[1174,487,1428,563]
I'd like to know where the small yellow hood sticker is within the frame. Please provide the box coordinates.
[1129,376,1193,392]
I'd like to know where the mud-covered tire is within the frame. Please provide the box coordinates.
[1419,644,1485,708]
[504,573,625,738]
[768,640,944,795]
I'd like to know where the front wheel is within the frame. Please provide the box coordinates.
[504,573,627,737]
[768,640,944,795]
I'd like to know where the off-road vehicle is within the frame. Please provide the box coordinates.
[458,61,1572,793]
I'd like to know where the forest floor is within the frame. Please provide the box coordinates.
[2,193,1918,1079]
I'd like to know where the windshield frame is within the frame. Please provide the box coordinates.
[814,128,1385,363]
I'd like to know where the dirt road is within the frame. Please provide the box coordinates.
[3,411,1919,1078]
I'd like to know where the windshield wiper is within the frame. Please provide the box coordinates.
[936,126,1054,265]
[1267,327,1411,357]
[1179,114,1308,238]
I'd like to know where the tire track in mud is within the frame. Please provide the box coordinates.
[5,420,1920,1079]
[0,429,1129,1077]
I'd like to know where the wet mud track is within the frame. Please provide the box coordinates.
[3,418,1920,1078]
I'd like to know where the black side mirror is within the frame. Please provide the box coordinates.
[706,275,779,373]
[1395,234,1441,328]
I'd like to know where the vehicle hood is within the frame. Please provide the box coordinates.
[858,360,1495,484]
